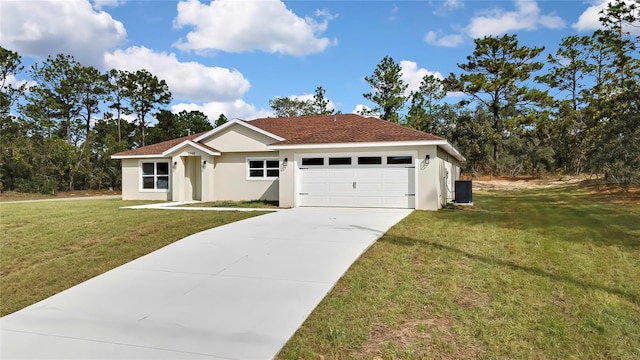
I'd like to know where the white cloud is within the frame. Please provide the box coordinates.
[0,0,126,66]
[352,104,375,115]
[389,5,399,21]
[444,0,464,9]
[173,0,337,56]
[172,101,272,121]
[92,0,126,10]
[446,91,465,98]
[433,0,464,16]
[104,46,250,103]
[400,60,444,96]
[2,74,37,92]
[573,0,640,35]
[424,31,465,47]
[466,0,565,38]
[573,0,606,32]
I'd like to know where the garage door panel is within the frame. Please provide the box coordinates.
[328,183,353,194]
[356,183,383,193]
[300,195,325,206]
[302,169,329,181]
[299,156,415,209]
[383,183,412,194]
[329,168,355,177]
[354,195,384,207]
[327,195,356,207]
[356,168,383,182]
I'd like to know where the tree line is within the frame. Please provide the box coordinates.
[0,51,225,193]
[1,0,637,193]
[356,0,638,181]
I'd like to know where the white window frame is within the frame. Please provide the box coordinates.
[139,160,171,192]
[246,157,280,181]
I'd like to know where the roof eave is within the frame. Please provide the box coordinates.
[111,154,169,160]
[268,140,465,162]
[438,142,466,162]
[161,140,220,157]
[268,140,449,150]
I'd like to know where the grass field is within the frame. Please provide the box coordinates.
[278,185,640,359]
[0,199,267,316]
[183,200,280,208]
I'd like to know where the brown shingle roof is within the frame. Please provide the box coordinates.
[112,132,210,157]
[113,115,444,156]
[247,114,443,145]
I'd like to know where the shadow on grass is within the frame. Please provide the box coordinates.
[443,189,640,249]
[381,234,639,305]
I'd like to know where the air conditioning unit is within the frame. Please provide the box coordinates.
[454,180,473,204]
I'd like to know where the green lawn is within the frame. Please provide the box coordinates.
[183,200,280,208]
[0,199,267,316]
[278,186,640,359]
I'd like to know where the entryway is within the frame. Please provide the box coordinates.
[182,156,201,201]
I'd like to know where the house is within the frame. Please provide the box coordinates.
[111,114,464,210]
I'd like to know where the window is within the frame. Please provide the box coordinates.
[141,162,169,190]
[248,159,279,178]
[329,157,352,165]
[387,156,412,164]
[302,157,324,166]
[357,156,382,165]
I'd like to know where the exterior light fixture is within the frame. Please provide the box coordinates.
[173,161,178,169]
[202,160,207,168]
[424,154,430,166]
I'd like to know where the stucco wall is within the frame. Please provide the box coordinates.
[202,125,275,152]
[213,152,279,201]
[437,147,462,205]
[121,158,172,201]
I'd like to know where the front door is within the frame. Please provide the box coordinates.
[183,156,201,201]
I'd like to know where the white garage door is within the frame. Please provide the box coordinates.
[298,154,415,208]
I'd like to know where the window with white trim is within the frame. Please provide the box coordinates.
[248,159,279,179]
[141,162,169,190]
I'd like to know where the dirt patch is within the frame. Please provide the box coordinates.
[472,176,582,191]
[467,176,639,205]
[359,317,479,359]
[456,287,491,310]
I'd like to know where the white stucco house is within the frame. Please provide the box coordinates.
[111,114,464,210]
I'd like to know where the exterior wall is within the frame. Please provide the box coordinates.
[201,155,215,202]
[213,151,279,201]
[436,147,461,206]
[121,158,172,201]
[278,149,296,208]
[418,146,440,210]
[202,125,275,152]
[277,145,442,211]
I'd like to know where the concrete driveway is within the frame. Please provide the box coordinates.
[1,207,412,359]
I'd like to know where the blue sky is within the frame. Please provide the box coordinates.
[1,0,633,123]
